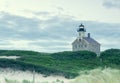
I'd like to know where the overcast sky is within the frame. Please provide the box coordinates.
[0,0,120,52]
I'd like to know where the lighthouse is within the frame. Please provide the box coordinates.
[72,24,100,56]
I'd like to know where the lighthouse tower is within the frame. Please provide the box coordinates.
[77,24,86,39]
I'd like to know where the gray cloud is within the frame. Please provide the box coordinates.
[30,41,69,47]
[0,12,41,40]
[0,12,77,40]
[22,10,50,16]
[103,0,120,9]
[0,12,120,52]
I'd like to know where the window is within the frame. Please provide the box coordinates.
[75,45,77,48]
[79,39,81,42]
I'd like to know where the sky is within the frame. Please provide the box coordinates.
[0,0,120,52]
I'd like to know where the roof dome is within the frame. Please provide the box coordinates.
[79,24,84,28]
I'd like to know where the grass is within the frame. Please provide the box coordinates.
[0,49,120,78]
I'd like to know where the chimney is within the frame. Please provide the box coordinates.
[88,33,90,38]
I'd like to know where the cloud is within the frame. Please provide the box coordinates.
[0,12,76,52]
[0,12,120,52]
[22,10,50,16]
[0,12,41,39]
[103,0,120,9]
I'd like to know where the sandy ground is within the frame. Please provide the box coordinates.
[0,56,20,59]
[0,56,72,83]
[0,68,72,83]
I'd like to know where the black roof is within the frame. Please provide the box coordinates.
[77,24,86,32]
[77,28,86,32]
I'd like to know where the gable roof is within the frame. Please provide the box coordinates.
[72,37,100,45]
[84,37,100,45]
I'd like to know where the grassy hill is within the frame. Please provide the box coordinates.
[0,49,120,78]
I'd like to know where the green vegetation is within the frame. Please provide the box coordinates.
[0,49,120,79]
[100,49,120,68]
